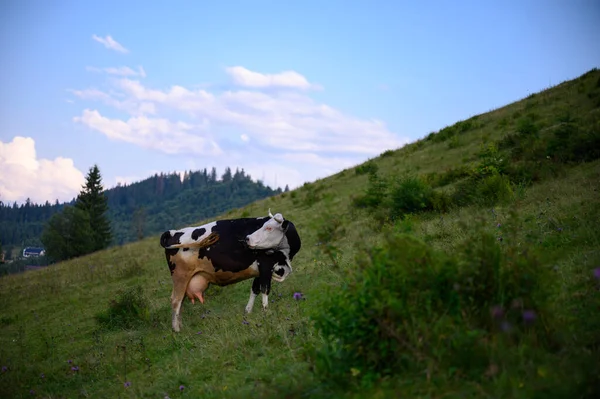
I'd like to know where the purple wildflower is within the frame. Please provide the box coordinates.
[196,331,202,335]
[67,359,72,364]
[1,366,7,373]
[593,268,600,280]
[179,385,185,391]
[522,310,537,325]
[242,320,249,325]
[71,366,79,372]
[293,292,303,300]
[124,381,131,388]
[497,223,501,228]
[490,305,504,320]
[40,373,45,379]
[557,227,563,232]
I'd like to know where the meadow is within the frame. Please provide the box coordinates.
[1,68,599,398]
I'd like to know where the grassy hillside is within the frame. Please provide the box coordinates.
[1,68,599,398]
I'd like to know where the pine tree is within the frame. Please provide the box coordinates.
[75,164,112,251]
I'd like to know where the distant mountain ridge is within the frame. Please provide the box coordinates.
[0,166,285,258]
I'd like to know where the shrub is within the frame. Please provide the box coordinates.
[309,225,555,389]
[497,117,509,129]
[380,149,395,157]
[389,176,434,219]
[430,190,453,213]
[309,234,463,386]
[352,172,389,209]
[355,161,378,175]
[431,125,456,143]
[95,285,150,330]
[516,116,540,137]
[432,166,471,187]
[547,117,600,163]
[448,135,460,149]
[475,174,514,206]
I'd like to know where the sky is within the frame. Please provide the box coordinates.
[1,0,599,205]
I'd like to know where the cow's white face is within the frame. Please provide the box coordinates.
[245,210,287,250]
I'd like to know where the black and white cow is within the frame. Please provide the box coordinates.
[159,209,301,332]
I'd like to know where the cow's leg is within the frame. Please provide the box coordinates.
[171,272,193,332]
[245,278,260,313]
[257,261,273,311]
[261,279,272,311]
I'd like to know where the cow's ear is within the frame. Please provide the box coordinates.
[282,220,289,230]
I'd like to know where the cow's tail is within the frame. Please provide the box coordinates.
[161,231,220,249]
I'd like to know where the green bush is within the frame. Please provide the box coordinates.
[448,135,460,149]
[475,174,514,206]
[430,190,453,213]
[516,116,540,137]
[547,119,600,163]
[431,125,456,143]
[309,226,555,389]
[95,285,150,330]
[430,166,471,187]
[352,172,389,209]
[309,234,463,386]
[389,176,434,219]
[355,161,378,175]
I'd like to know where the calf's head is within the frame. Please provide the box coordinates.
[245,209,289,249]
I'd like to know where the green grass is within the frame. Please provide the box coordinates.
[2,68,600,398]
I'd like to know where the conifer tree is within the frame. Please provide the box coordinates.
[75,164,112,251]
[41,206,94,261]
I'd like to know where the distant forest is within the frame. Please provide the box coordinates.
[0,167,286,259]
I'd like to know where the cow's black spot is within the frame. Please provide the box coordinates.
[160,231,184,248]
[165,248,179,275]
[183,248,189,252]
[191,228,206,240]
[274,267,285,277]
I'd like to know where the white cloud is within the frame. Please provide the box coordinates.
[73,109,222,156]
[0,137,85,204]
[69,88,156,116]
[92,34,129,54]
[225,66,319,90]
[101,76,405,155]
[86,65,146,77]
[71,65,408,189]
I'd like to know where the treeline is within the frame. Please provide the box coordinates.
[105,167,285,245]
[0,166,286,260]
[0,200,68,250]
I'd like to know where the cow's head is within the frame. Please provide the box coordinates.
[245,209,289,250]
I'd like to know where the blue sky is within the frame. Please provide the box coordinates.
[1,0,599,205]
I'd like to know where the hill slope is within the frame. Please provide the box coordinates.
[1,68,599,398]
